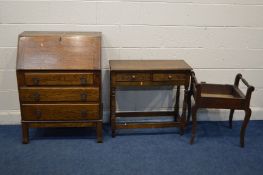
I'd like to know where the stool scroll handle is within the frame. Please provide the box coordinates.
[234,73,255,106]
[190,71,201,102]
[235,74,251,88]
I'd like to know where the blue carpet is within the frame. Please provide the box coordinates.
[0,121,263,175]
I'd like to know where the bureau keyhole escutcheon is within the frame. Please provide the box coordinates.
[80,92,88,101]
[32,78,40,85]
[80,77,87,85]
[32,92,40,102]
[35,109,42,119]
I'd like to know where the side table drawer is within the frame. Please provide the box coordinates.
[19,87,99,102]
[116,73,150,82]
[24,72,93,86]
[21,104,100,121]
[152,73,186,82]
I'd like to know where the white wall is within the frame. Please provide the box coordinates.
[0,0,263,124]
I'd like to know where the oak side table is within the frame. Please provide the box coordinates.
[109,60,192,137]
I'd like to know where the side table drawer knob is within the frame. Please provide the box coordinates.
[168,75,172,79]
[81,110,88,117]
[132,75,136,79]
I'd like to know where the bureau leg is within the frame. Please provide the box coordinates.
[96,122,103,143]
[110,87,116,138]
[22,123,29,144]
[174,86,180,121]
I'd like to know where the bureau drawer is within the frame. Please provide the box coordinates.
[24,72,93,86]
[19,87,99,102]
[21,104,100,121]
[152,73,186,81]
[115,73,150,82]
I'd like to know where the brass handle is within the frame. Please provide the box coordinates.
[81,110,88,117]
[35,109,42,119]
[32,92,40,101]
[168,75,172,79]
[80,77,87,85]
[32,78,40,85]
[131,75,136,79]
[80,93,88,101]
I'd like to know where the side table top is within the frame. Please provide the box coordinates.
[109,60,192,71]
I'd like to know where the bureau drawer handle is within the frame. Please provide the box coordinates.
[32,78,40,85]
[80,93,88,101]
[81,110,88,117]
[32,92,40,101]
[131,75,136,79]
[35,109,42,119]
[168,75,172,79]
[80,77,87,85]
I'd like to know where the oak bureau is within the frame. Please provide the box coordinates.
[16,31,103,143]
[109,60,192,137]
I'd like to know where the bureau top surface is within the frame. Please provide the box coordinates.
[109,60,192,71]
[17,31,101,70]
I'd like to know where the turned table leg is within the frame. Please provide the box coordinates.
[240,108,251,148]
[187,89,192,125]
[110,87,116,138]
[22,123,29,144]
[179,90,188,136]
[190,105,198,145]
[174,86,180,121]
